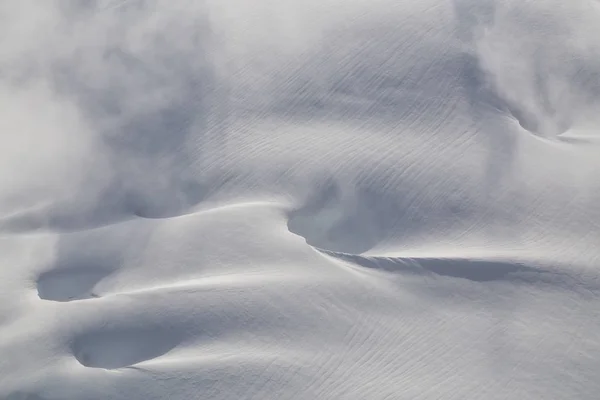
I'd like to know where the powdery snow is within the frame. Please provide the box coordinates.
[1,0,600,399]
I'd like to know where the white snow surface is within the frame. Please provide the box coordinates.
[1,0,600,399]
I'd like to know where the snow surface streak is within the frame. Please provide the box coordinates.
[1,0,600,399]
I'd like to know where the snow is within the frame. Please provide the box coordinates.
[1,0,600,398]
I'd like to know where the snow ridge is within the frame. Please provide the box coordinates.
[1,0,600,399]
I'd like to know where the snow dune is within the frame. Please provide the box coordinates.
[1,0,600,398]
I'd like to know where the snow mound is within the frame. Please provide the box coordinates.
[1,0,600,399]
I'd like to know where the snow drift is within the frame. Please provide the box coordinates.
[1,0,599,399]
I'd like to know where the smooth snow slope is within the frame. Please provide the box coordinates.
[1,0,600,399]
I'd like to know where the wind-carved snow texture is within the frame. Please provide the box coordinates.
[1,0,600,399]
